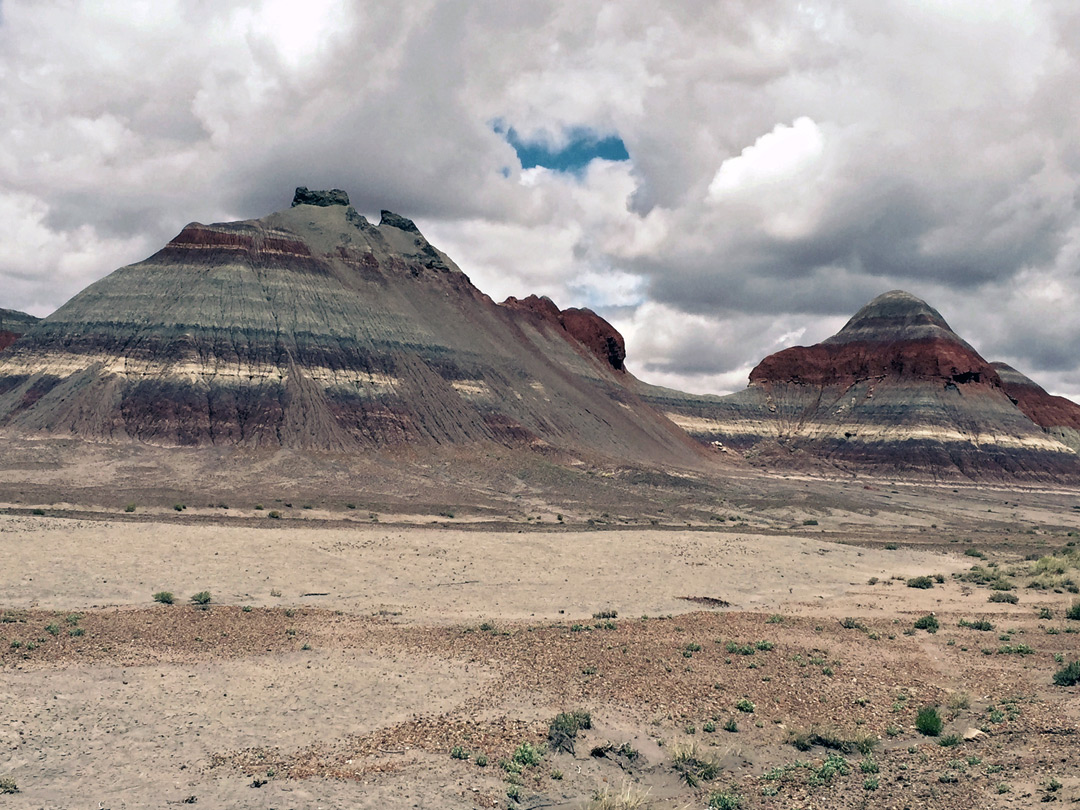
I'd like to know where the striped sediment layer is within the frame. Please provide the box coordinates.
[0,308,39,352]
[993,362,1080,452]
[0,189,700,463]
[640,291,1080,479]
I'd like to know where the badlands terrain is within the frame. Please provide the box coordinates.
[2,452,1080,809]
[1,188,1079,808]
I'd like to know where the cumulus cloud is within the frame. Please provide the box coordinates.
[2,0,1080,397]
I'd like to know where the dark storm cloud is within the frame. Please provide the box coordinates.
[2,1,1080,397]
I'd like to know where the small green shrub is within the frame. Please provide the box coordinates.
[69,627,85,637]
[45,623,60,636]
[736,698,755,713]
[450,745,469,760]
[916,706,943,737]
[707,790,743,809]
[964,548,984,558]
[703,720,716,733]
[512,742,542,767]
[1066,600,1080,620]
[190,591,212,606]
[268,510,282,519]
[1053,660,1080,686]
[803,519,818,526]
[124,503,136,513]
[548,710,591,753]
[153,591,174,605]
[1038,607,1053,620]
[0,778,18,794]
[938,734,963,747]
[958,618,993,631]
[724,718,738,733]
[907,576,934,589]
[884,542,899,550]
[724,641,756,655]
[989,591,1019,603]
[475,753,488,767]
[914,614,939,633]
[173,504,185,512]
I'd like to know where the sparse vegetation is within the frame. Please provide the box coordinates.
[915,706,943,737]
[707,789,744,809]
[585,784,651,810]
[1067,600,1080,620]
[0,778,18,794]
[989,591,1019,604]
[189,591,212,606]
[1053,660,1080,686]
[153,591,174,605]
[913,614,939,632]
[788,726,876,754]
[671,741,720,787]
[548,710,591,754]
[907,576,934,589]
[958,618,993,631]
[125,503,136,512]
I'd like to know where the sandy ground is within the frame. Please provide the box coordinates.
[2,502,1079,809]
[0,515,966,620]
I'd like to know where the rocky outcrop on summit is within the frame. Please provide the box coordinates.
[501,295,625,372]
[640,291,1080,479]
[0,188,698,464]
[291,187,350,207]
[993,362,1080,451]
[0,308,39,352]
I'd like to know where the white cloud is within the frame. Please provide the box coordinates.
[707,117,824,201]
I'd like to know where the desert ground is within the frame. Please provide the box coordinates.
[2,447,1080,809]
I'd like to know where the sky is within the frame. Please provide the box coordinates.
[2,1,1080,397]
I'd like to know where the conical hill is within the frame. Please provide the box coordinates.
[0,188,700,464]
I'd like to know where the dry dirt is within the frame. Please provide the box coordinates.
[2,467,1080,809]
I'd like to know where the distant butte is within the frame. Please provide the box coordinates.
[0,308,40,352]
[639,290,1080,480]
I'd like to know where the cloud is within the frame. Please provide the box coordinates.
[1,0,1080,399]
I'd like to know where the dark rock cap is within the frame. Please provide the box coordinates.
[292,187,350,207]
[379,210,420,233]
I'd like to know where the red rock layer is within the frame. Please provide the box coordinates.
[750,337,1002,389]
[501,295,625,372]
[993,363,1080,431]
[0,331,19,352]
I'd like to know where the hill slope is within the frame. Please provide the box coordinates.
[0,188,702,465]
[0,308,40,352]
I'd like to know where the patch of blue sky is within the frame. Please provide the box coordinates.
[495,121,630,174]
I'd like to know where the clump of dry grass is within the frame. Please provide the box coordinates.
[586,783,652,809]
